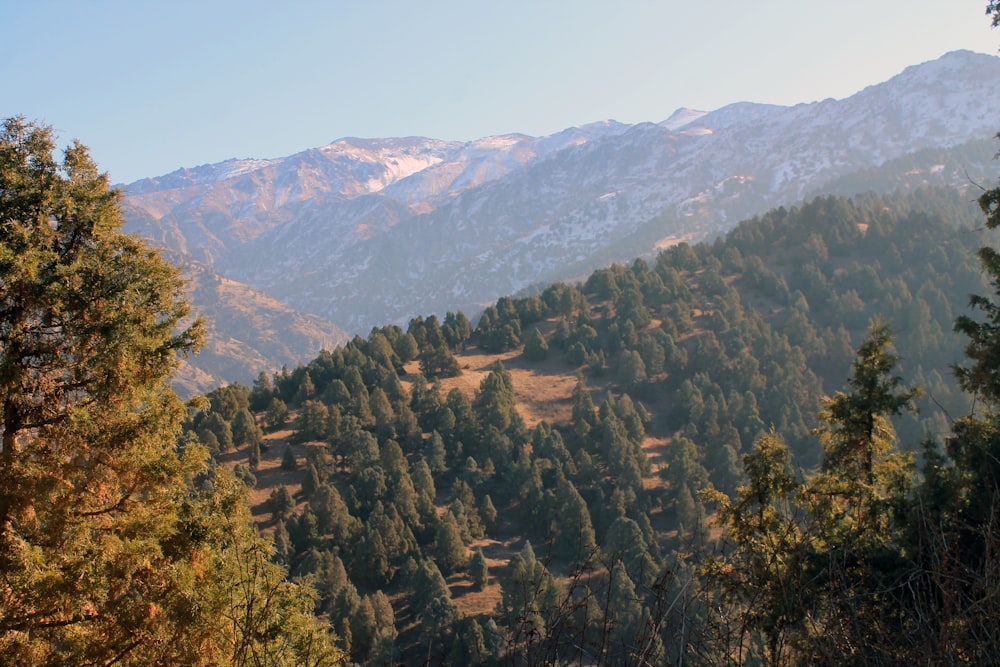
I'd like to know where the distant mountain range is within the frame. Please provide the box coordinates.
[122,50,1000,390]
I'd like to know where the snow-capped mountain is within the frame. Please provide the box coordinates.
[123,50,1000,351]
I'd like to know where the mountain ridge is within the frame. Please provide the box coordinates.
[122,49,1000,382]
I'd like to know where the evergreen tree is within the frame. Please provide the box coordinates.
[498,541,562,647]
[249,371,275,412]
[602,516,659,587]
[702,432,806,665]
[302,462,322,498]
[481,494,498,532]
[309,482,358,545]
[424,429,447,473]
[265,396,288,430]
[420,595,460,661]
[200,411,234,452]
[408,558,450,615]
[523,327,549,362]
[355,522,392,586]
[618,349,648,391]
[269,485,296,522]
[394,331,419,362]
[474,361,525,440]
[231,407,262,448]
[293,370,316,405]
[247,436,262,470]
[470,547,489,590]
[280,444,298,471]
[435,511,468,574]
[0,119,340,665]
[443,310,472,350]
[551,478,597,563]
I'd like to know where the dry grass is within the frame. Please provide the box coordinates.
[217,417,324,527]
[404,323,582,431]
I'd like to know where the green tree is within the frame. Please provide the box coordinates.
[250,371,275,412]
[200,411,234,452]
[408,558,450,615]
[474,361,525,441]
[702,433,807,666]
[443,310,472,350]
[265,396,288,431]
[481,493,498,532]
[301,462,322,498]
[523,327,549,362]
[281,444,298,471]
[551,478,596,564]
[0,118,341,666]
[435,511,468,574]
[420,595,460,660]
[269,485,296,523]
[617,349,647,391]
[498,541,562,647]
[803,323,917,581]
[469,548,489,590]
[231,407,262,448]
[248,438,261,470]
[602,516,659,587]
[394,331,419,362]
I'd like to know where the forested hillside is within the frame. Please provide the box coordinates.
[186,185,1000,664]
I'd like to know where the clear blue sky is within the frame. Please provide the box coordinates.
[4,1,997,184]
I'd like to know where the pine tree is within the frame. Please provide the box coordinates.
[265,396,288,430]
[469,548,489,590]
[0,119,341,666]
[481,494,498,532]
[551,478,597,563]
[498,541,562,646]
[269,485,296,522]
[231,407,262,448]
[435,511,468,574]
[702,432,805,665]
[302,462,322,498]
[281,444,298,470]
[248,437,262,470]
[409,558,450,615]
[523,327,549,362]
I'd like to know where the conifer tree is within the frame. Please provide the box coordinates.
[232,407,262,448]
[498,541,562,647]
[523,327,549,362]
[269,485,296,523]
[281,444,298,470]
[551,478,597,563]
[302,462,322,498]
[470,548,489,590]
[0,118,341,666]
[265,396,288,430]
[409,558,450,615]
[435,511,469,574]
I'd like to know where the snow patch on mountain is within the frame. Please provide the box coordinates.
[124,50,1000,338]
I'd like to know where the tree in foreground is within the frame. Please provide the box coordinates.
[0,118,341,665]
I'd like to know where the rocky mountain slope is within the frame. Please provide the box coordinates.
[168,257,347,395]
[123,50,1000,377]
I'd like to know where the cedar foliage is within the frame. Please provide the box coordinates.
[0,119,341,666]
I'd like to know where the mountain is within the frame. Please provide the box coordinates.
[194,187,996,665]
[169,257,347,394]
[123,50,1000,361]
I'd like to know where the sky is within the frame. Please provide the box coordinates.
[4,1,998,184]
